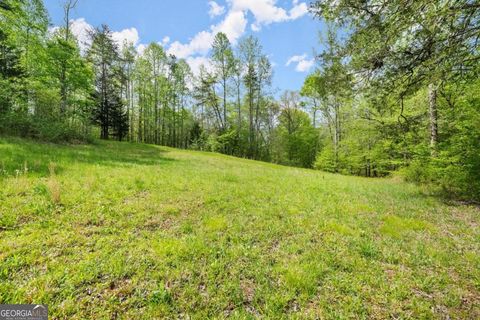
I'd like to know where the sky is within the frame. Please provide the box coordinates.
[44,0,325,93]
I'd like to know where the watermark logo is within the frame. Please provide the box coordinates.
[0,305,48,320]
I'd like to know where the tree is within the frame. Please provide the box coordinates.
[0,3,23,114]
[274,91,318,168]
[311,0,480,155]
[143,43,167,144]
[88,25,127,140]
[231,56,243,142]
[46,28,93,117]
[10,0,49,113]
[0,0,12,11]
[305,27,351,172]
[211,32,235,132]
[301,74,323,128]
[0,0,94,141]
[239,36,262,159]
[194,66,223,132]
[120,42,137,141]
[59,0,79,115]
[172,59,191,148]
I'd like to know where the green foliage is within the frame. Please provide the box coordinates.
[211,32,235,132]
[311,0,479,94]
[398,79,480,201]
[1,0,478,201]
[314,142,337,172]
[45,29,94,109]
[307,2,480,200]
[1,0,315,169]
[401,160,434,185]
[88,25,128,140]
[0,0,94,142]
[0,112,93,143]
[274,106,318,168]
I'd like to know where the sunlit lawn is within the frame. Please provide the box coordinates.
[0,137,479,319]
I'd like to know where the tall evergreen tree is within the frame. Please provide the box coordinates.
[88,25,127,140]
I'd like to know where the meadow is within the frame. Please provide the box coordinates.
[0,137,479,319]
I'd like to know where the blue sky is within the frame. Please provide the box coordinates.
[44,0,325,93]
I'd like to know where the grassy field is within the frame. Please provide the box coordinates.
[0,137,479,319]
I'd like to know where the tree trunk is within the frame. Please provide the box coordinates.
[334,103,341,172]
[248,88,254,159]
[237,82,241,131]
[223,77,227,132]
[428,83,438,156]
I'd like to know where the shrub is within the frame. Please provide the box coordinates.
[400,160,434,185]
[0,112,93,143]
[314,147,337,173]
[401,157,480,202]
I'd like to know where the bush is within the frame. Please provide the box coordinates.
[400,160,434,185]
[401,158,480,202]
[314,147,337,172]
[0,112,36,137]
[203,130,238,154]
[0,112,93,143]
[205,133,221,153]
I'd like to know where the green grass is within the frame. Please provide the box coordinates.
[0,137,479,319]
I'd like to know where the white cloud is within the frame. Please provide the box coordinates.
[295,58,314,72]
[229,0,309,31]
[166,0,306,63]
[112,27,140,50]
[67,18,140,53]
[289,1,309,20]
[286,54,314,72]
[70,18,94,52]
[167,10,247,59]
[208,1,226,18]
[168,31,216,59]
[61,1,309,76]
[212,10,248,43]
[186,56,213,75]
[251,23,261,32]
[162,36,170,45]
[286,54,306,66]
[136,43,147,56]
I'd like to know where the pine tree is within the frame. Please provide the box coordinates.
[88,25,128,140]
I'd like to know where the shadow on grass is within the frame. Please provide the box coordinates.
[0,137,176,178]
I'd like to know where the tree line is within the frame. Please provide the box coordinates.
[1,0,479,200]
[0,0,319,168]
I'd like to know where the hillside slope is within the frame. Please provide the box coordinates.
[0,138,479,319]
